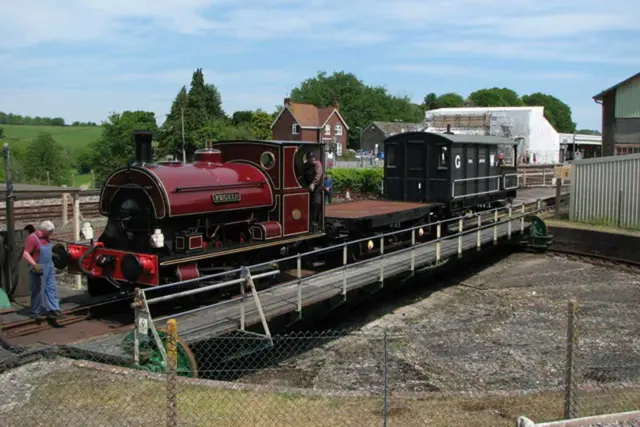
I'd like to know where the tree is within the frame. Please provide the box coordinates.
[576,129,601,135]
[467,87,523,107]
[423,93,439,110]
[250,110,273,140]
[159,69,227,157]
[290,71,423,146]
[89,111,158,184]
[0,127,4,139]
[437,93,465,108]
[522,92,576,133]
[23,133,72,185]
[232,111,254,125]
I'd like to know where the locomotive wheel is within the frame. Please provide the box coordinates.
[121,328,199,378]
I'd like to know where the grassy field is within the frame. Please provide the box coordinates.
[1,124,102,152]
[4,361,640,427]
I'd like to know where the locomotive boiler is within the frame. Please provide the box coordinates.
[55,132,326,296]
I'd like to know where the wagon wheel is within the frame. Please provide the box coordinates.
[121,328,199,378]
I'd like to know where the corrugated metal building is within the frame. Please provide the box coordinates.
[569,153,640,229]
[424,107,560,164]
[593,72,640,156]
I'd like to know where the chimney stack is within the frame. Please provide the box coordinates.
[133,130,154,165]
[284,97,291,106]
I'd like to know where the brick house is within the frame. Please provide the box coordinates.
[270,98,349,155]
[593,72,640,156]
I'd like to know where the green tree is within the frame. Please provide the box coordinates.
[467,87,523,107]
[290,71,423,146]
[250,110,273,140]
[89,111,158,184]
[576,129,601,135]
[232,111,254,125]
[522,92,576,133]
[23,133,72,185]
[0,127,4,139]
[423,93,439,110]
[437,93,465,108]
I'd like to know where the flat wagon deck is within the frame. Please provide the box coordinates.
[325,200,443,229]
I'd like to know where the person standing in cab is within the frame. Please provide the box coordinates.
[22,220,64,320]
[302,152,324,231]
[496,151,505,167]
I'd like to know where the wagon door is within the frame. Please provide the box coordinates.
[383,141,404,201]
[405,140,427,202]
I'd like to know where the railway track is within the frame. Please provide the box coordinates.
[548,246,640,272]
[1,294,133,339]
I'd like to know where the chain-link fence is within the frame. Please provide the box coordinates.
[1,299,639,427]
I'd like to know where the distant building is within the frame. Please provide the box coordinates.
[593,72,640,156]
[270,98,349,156]
[424,107,560,164]
[558,133,602,161]
[360,121,424,153]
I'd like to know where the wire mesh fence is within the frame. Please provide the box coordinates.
[1,298,639,427]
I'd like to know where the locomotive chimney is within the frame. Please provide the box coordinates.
[133,131,154,165]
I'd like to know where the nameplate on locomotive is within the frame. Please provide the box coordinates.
[212,192,241,204]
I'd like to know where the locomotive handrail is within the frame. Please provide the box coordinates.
[174,181,266,193]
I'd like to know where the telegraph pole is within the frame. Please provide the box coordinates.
[181,108,186,163]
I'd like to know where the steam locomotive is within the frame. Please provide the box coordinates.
[53,130,519,297]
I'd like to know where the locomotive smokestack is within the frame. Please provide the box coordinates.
[133,131,154,165]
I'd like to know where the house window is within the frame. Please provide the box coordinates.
[292,124,299,135]
[324,124,331,135]
[335,124,343,136]
[387,146,396,167]
[438,146,448,169]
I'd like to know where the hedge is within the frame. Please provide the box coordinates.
[326,168,383,193]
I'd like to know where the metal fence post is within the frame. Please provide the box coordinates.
[520,204,525,233]
[457,218,463,258]
[493,209,498,245]
[410,229,415,273]
[342,245,348,300]
[436,222,441,263]
[379,236,384,285]
[555,178,562,216]
[166,318,178,427]
[507,206,512,239]
[564,300,579,420]
[383,329,389,427]
[296,254,302,314]
[476,215,481,251]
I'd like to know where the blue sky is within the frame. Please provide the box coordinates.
[1,0,639,130]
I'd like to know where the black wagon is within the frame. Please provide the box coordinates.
[383,132,518,215]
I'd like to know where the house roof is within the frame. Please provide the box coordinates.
[270,100,350,130]
[593,72,640,101]
[368,121,424,135]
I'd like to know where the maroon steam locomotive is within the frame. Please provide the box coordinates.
[56,132,329,296]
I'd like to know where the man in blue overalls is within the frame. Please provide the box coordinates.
[23,220,64,320]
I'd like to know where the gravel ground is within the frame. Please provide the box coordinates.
[240,252,640,396]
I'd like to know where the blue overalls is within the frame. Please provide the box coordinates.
[29,237,60,316]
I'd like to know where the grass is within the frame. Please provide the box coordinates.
[1,124,102,152]
[542,213,640,236]
[5,361,640,427]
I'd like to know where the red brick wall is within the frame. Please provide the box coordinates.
[271,108,301,141]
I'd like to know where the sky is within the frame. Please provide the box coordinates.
[1,0,639,130]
